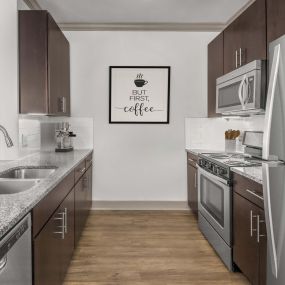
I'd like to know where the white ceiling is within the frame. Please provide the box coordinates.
[35,0,251,26]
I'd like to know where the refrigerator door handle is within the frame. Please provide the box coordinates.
[263,164,278,278]
[263,44,281,160]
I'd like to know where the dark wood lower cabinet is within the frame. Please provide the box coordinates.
[33,155,93,285]
[187,153,198,218]
[233,192,260,284]
[233,190,267,285]
[34,188,75,285]
[75,165,93,246]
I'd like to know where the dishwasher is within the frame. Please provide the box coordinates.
[0,213,32,285]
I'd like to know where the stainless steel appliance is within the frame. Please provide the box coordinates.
[262,34,285,285]
[243,131,264,158]
[55,122,76,152]
[216,60,266,115]
[197,153,261,270]
[0,214,32,285]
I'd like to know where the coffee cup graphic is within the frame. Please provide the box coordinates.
[134,73,148,87]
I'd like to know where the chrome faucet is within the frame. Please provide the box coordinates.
[0,125,13,147]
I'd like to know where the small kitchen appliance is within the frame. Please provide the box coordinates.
[216,60,266,115]
[55,122,76,152]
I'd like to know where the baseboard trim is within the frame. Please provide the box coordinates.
[92,201,189,210]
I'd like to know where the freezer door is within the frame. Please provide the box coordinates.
[263,163,285,284]
[263,35,285,161]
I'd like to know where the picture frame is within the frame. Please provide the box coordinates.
[109,66,170,124]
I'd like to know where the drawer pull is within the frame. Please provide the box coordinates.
[246,189,264,201]
[77,167,86,174]
[250,210,257,237]
[257,215,266,243]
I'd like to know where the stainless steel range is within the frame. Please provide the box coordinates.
[197,152,261,271]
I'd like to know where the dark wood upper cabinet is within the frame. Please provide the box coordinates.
[207,33,223,117]
[223,0,267,73]
[19,11,70,116]
[267,0,285,43]
[187,153,198,218]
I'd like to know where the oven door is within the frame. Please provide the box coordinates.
[198,166,231,245]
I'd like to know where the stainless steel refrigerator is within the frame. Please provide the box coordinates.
[262,34,285,284]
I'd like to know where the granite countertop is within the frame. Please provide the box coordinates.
[231,166,262,184]
[0,149,93,240]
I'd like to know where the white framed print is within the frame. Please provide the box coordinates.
[109,66,170,124]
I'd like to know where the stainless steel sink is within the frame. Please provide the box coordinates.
[0,167,57,179]
[0,179,40,194]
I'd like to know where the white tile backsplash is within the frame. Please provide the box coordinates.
[19,116,93,152]
[185,115,265,151]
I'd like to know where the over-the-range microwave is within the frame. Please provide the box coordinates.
[216,60,266,115]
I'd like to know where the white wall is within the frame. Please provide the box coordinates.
[0,0,19,159]
[64,31,217,201]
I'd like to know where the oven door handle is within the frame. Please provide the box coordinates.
[197,166,228,186]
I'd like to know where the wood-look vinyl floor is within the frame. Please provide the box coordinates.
[64,211,250,285]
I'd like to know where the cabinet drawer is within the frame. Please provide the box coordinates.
[233,173,263,209]
[32,171,74,237]
[74,160,86,184]
[187,152,198,167]
[85,153,93,169]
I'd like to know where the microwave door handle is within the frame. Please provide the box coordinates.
[262,164,278,278]
[263,44,281,160]
[243,77,249,105]
[238,75,247,109]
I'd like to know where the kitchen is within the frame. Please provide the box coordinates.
[0,0,285,284]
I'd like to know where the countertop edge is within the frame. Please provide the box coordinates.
[0,149,93,240]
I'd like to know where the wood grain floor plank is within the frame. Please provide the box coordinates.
[64,211,250,285]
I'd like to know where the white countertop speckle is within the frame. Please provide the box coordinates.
[232,166,262,184]
[0,149,93,239]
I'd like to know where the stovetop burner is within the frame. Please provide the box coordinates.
[198,152,262,180]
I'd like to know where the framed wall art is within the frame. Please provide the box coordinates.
[109,66,170,124]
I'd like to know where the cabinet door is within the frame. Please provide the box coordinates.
[75,167,93,246]
[258,209,267,285]
[233,193,259,285]
[267,0,285,43]
[187,163,198,218]
[223,0,266,73]
[208,33,223,117]
[58,189,75,280]
[19,11,49,114]
[48,14,70,116]
[34,189,74,285]
[86,166,93,212]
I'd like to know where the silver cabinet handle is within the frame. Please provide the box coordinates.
[0,255,7,272]
[64,208,68,234]
[235,50,238,68]
[53,212,65,239]
[246,189,264,201]
[250,210,257,237]
[77,167,86,174]
[58,97,67,113]
[257,215,266,243]
[239,48,242,67]
[194,173,197,189]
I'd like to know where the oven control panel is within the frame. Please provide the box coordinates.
[198,158,230,180]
